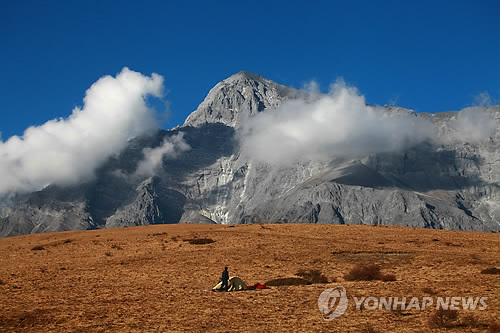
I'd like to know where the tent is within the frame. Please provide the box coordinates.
[212,277,248,291]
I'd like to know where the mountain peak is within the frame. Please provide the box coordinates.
[183,72,297,128]
[224,71,266,83]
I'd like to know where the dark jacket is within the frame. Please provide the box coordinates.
[221,269,229,281]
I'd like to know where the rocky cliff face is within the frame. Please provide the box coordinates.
[184,71,299,128]
[1,72,499,236]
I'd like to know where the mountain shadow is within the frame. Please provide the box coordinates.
[363,142,491,192]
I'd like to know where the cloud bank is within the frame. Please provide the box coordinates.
[239,81,436,166]
[239,81,497,166]
[135,133,191,177]
[0,67,165,196]
[450,106,496,144]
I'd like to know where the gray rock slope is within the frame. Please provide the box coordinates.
[1,72,499,236]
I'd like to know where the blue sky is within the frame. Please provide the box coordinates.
[1,0,498,139]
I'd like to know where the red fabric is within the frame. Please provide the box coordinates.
[247,283,270,290]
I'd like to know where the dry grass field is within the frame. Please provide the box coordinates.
[0,223,499,332]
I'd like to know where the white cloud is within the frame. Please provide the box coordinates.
[0,67,165,195]
[238,80,435,166]
[135,132,191,177]
[451,107,496,144]
[473,91,492,107]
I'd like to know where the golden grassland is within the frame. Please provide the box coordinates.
[0,223,499,332]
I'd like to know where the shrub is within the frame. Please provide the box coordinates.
[264,277,311,286]
[104,251,112,257]
[428,308,459,328]
[381,273,396,281]
[481,267,500,274]
[345,264,382,281]
[344,264,396,282]
[345,264,381,281]
[295,269,328,283]
[186,237,215,245]
[422,287,437,295]
[31,246,45,251]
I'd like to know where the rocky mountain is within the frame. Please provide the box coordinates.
[183,71,300,128]
[1,71,499,237]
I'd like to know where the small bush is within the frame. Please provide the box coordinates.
[31,246,45,251]
[264,277,311,286]
[104,251,112,257]
[381,273,396,281]
[428,308,459,328]
[422,287,437,295]
[488,322,500,333]
[345,264,381,281]
[186,238,215,245]
[481,267,500,274]
[295,269,328,283]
